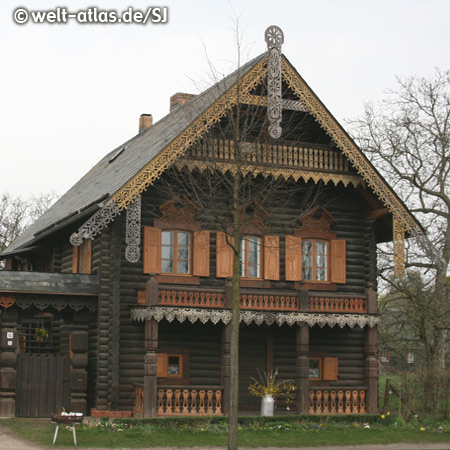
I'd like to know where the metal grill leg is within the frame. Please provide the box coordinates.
[52,425,60,445]
[72,426,77,446]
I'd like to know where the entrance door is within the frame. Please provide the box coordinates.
[15,353,70,417]
[239,329,273,411]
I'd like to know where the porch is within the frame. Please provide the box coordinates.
[130,276,379,418]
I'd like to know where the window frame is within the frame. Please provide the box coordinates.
[157,347,190,385]
[302,238,329,282]
[308,356,339,382]
[161,229,192,276]
[240,235,263,279]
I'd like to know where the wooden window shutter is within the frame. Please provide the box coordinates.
[72,246,79,273]
[323,357,339,381]
[157,353,168,378]
[81,239,92,274]
[330,239,346,284]
[144,227,161,274]
[193,231,210,277]
[216,232,233,278]
[264,235,279,280]
[285,235,302,281]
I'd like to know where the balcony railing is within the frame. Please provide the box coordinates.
[137,285,372,314]
[157,386,223,416]
[309,388,367,414]
[188,139,350,172]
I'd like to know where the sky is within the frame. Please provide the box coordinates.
[1,0,450,199]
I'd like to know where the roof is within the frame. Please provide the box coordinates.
[2,53,266,255]
[2,49,421,257]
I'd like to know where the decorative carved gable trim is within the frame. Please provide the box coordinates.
[0,295,15,309]
[281,58,418,234]
[70,57,268,244]
[297,207,335,233]
[159,196,198,224]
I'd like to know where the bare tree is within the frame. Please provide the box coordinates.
[351,69,450,414]
[0,191,59,254]
[152,41,323,449]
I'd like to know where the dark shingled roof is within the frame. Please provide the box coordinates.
[2,53,266,256]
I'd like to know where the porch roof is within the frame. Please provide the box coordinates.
[0,271,99,296]
[130,306,379,329]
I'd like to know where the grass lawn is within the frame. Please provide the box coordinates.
[1,417,450,448]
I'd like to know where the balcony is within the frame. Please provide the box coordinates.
[136,283,372,314]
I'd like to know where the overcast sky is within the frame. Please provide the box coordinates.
[1,0,449,199]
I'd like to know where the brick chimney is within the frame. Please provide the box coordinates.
[139,114,153,132]
[170,92,196,111]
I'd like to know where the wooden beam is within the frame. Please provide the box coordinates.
[365,208,390,220]
[241,94,306,111]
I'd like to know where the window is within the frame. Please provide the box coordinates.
[72,239,92,274]
[240,236,262,278]
[216,232,279,280]
[309,358,322,379]
[157,348,190,385]
[308,357,339,381]
[285,236,346,285]
[161,230,191,274]
[302,240,328,281]
[144,227,210,278]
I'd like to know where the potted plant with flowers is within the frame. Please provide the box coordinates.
[248,368,295,416]
[35,328,49,343]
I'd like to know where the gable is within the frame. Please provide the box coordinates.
[4,28,420,282]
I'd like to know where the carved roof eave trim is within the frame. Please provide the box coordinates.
[130,306,379,329]
[7,294,98,313]
[280,58,420,233]
[70,57,269,244]
[175,160,364,188]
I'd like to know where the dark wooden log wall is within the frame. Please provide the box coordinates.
[82,175,378,411]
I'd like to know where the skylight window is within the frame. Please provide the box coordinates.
[109,145,128,163]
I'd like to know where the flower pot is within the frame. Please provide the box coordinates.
[260,394,274,416]
[36,335,43,343]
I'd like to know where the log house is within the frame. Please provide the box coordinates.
[0,27,420,418]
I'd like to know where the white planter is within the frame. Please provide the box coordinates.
[260,394,274,416]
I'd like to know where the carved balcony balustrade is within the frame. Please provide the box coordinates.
[308,387,367,415]
[187,139,351,173]
[134,384,223,417]
[136,280,375,315]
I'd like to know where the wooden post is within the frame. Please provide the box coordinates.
[366,283,377,314]
[221,323,232,415]
[146,273,159,306]
[296,324,309,414]
[364,326,378,414]
[0,307,19,417]
[298,281,309,311]
[70,330,89,414]
[143,318,158,417]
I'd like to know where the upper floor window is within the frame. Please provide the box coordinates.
[240,236,262,278]
[161,230,191,274]
[144,226,210,279]
[302,239,328,281]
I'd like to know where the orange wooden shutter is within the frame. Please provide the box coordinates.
[216,232,233,278]
[157,353,168,378]
[285,235,302,281]
[193,231,210,277]
[323,357,339,380]
[81,239,92,274]
[143,227,161,274]
[330,239,346,284]
[72,246,79,273]
[264,235,279,280]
